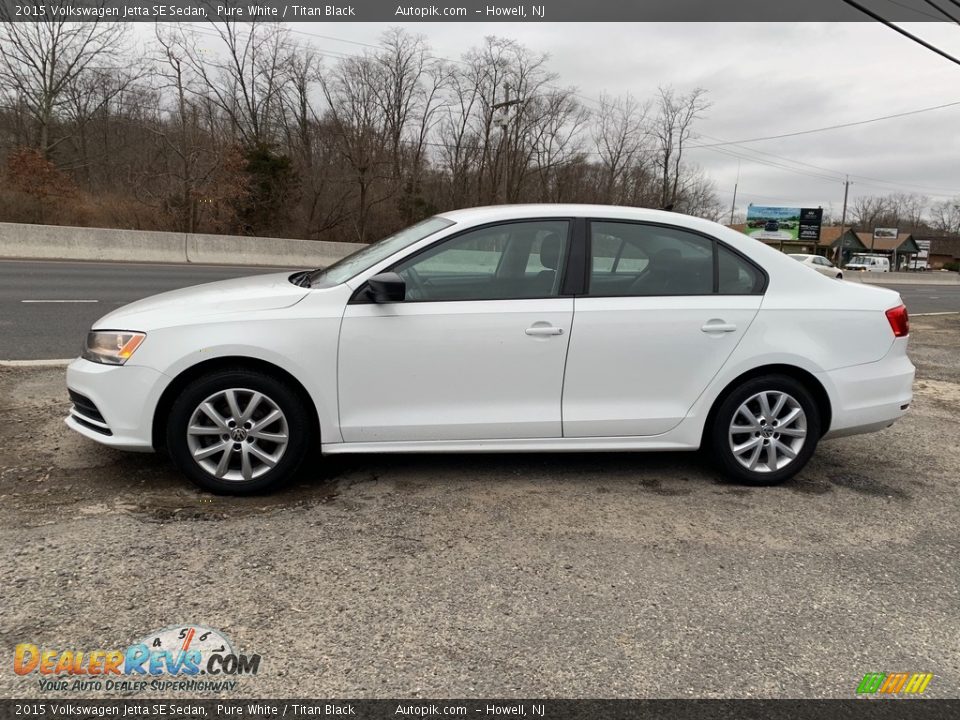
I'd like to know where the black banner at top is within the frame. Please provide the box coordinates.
[0,0,954,22]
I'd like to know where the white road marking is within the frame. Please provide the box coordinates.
[0,358,73,367]
[21,299,98,303]
[912,311,959,316]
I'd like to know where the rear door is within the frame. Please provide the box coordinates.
[562,220,766,437]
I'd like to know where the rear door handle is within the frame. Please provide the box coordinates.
[701,320,738,334]
[525,324,564,337]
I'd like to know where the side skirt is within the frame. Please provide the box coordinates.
[321,436,699,455]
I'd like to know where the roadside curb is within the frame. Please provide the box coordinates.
[0,359,73,367]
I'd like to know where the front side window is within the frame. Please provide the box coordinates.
[588,222,713,296]
[391,220,570,302]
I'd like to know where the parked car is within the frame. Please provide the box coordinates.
[845,254,890,272]
[66,205,914,494]
[764,220,780,232]
[906,259,929,271]
[788,253,843,279]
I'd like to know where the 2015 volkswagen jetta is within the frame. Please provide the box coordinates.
[65,205,914,494]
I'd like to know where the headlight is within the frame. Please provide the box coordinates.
[83,331,146,365]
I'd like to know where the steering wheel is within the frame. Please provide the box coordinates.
[402,267,427,300]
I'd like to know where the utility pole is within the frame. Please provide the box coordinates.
[492,83,521,204]
[729,160,741,225]
[837,175,851,265]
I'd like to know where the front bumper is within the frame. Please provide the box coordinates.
[65,358,168,451]
[820,338,915,440]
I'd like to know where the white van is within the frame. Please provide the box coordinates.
[845,254,890,273]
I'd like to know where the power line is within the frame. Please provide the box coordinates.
[690,98,960,148]
[841,0,960,67]
[881,0,952,20]
[920,0,960,23]
[696,132,960,197]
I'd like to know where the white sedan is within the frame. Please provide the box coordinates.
[788,253,844,279]
[66,205,914,494]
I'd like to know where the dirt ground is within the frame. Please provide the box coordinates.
[1,314,959,699]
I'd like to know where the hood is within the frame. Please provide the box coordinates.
[93,272,310,330]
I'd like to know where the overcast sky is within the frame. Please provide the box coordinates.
[167,21,960,218]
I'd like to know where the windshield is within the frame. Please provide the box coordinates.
[307,217,455,288]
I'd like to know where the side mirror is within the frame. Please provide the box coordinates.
[367,272,406,303]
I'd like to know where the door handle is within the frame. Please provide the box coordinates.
[525,324,564,337]
[701,320,738,334]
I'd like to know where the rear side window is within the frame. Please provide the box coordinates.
[589,222,713,296]
[587,221,764,297]
[718,244,765,295]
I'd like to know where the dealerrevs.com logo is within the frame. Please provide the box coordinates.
[14,625,261,693]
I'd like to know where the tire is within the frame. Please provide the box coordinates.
[709,374,821,486]
[836,273,843,280]
[166,368,313,495]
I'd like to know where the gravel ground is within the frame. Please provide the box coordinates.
[1,314,959,699]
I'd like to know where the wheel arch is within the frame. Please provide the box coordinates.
[151,356,321,451]
[701,363,832,446]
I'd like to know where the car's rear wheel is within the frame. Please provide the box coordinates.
[166,369,312,495]
[710,375,820,485]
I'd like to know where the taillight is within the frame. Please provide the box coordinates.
[885,304,909,337]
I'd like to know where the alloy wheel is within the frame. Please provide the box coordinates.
[728,390,807,473]
[185,388,289,482]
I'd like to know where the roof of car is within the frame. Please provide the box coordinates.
[438,204,693,225]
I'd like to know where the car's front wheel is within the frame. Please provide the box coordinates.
[710,375,820,485]
[166,368,312,494]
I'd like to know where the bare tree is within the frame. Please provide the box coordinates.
[528,89,588,202]
[592,93,650,203]
[930,197,960,236]
[0,16,128,154]
[436,63,484,207]
[371,29,448,220]
[185,22,291,147]
[320,54,392,243]
[650,86,710,210]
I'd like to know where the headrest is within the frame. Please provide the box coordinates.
[540,233,562,270]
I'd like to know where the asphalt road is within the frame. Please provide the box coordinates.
[1,314,959,698]
[1,258,959,360]
[0,259,293,360]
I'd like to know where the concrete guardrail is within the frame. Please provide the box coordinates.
[855,271,960,285]
[0,221,364,267]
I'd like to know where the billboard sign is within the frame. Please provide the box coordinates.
[798,208,824,242]
[873,227,898,240]
[916,239,930,259]
[744,205,822,242]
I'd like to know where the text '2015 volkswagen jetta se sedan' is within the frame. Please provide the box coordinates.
[65,205,915,494]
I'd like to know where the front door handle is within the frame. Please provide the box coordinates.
[525,324,564,337]
[701,320,738,334]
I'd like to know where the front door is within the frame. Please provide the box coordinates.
[338,219,574,443]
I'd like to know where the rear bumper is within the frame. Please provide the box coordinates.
[820,338,914,440]
[65,358,166,451]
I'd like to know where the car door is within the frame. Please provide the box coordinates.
[562,220,766,437]
[338,219,574,443]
